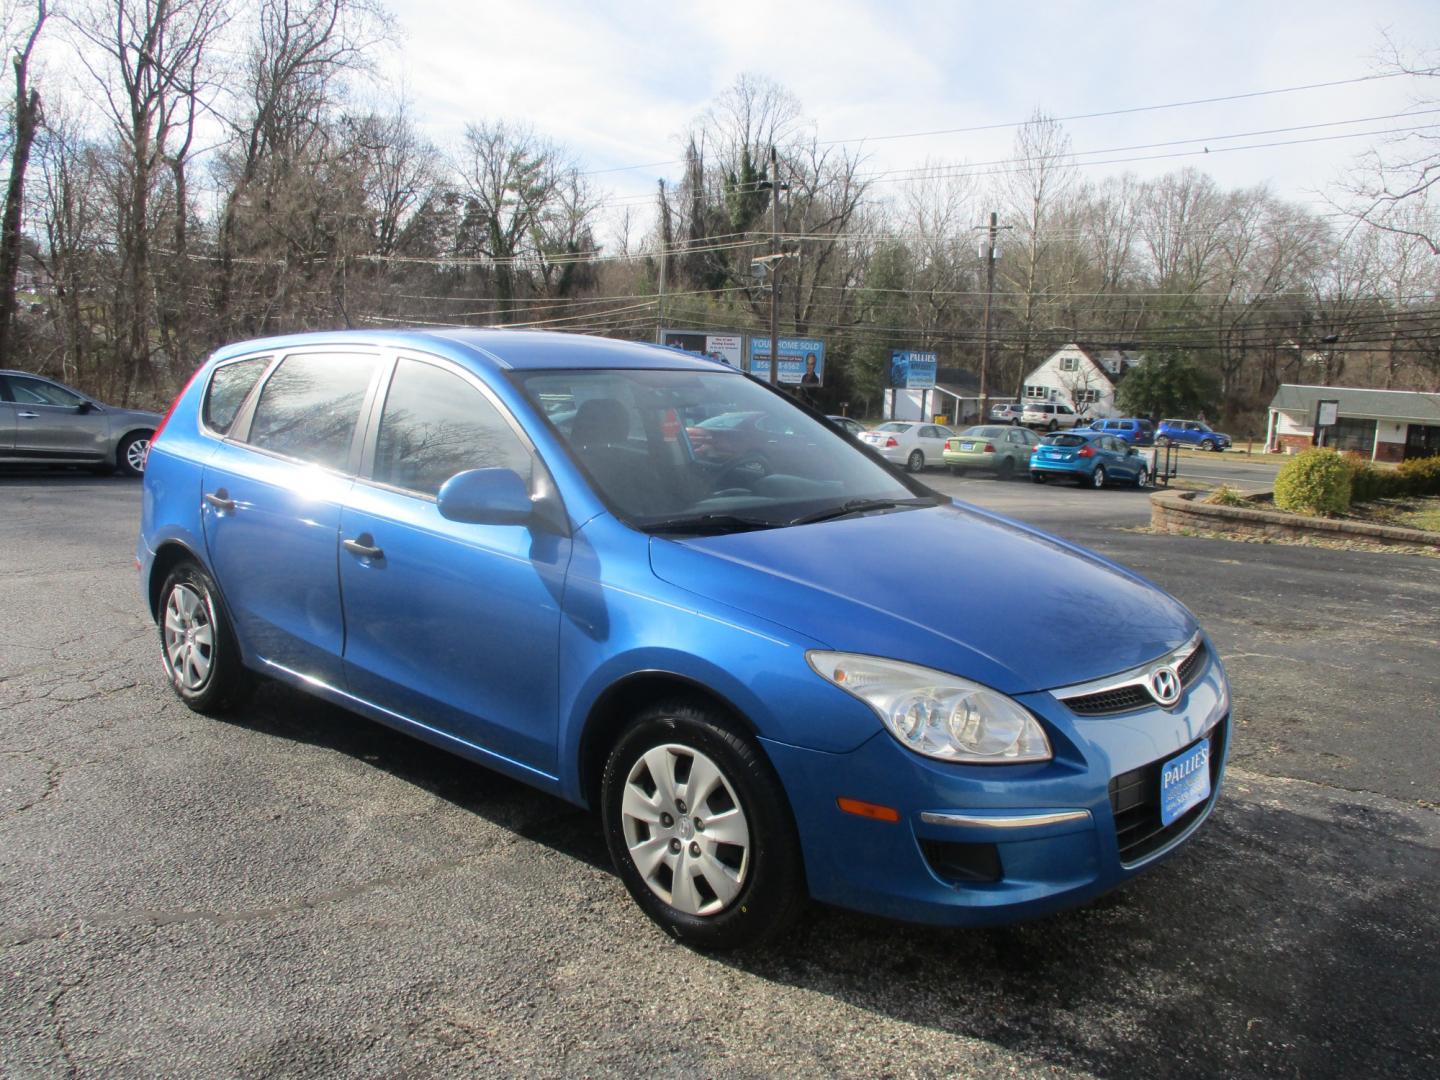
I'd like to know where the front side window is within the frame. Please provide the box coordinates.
[373,358,532,497]
[247,352,378,471]
[7,375,84,407]
[204,356,270,435]
[518,368,926,531]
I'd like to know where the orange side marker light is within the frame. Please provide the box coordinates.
[837,797,900,823]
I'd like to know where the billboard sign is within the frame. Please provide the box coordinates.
[661,330,744,368]
[890,350,938,389]
[748,336,825,386]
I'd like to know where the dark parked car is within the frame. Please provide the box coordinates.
[0,370,161,476]
[1084,417,1155,446]
[138,329,1228,950]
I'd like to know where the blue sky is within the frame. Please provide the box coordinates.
[389,0,1438,219]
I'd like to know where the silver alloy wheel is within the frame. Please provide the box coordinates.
[163,583,215,692]
[125,436,150,473]
[1091,466,1106,488]
[620,743,751,917]
[1136,467,1150,489]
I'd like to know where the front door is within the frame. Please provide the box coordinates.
[339,355,571,775]
[3,374,107,460]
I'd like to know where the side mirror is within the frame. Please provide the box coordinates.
[437,468,532,526]
[76,401,94,414]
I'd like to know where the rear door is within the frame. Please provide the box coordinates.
[337,354,572,773]
[201,349,381,687]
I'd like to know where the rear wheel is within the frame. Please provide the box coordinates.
[1157,436,1173,448]
[1047,420,1058,432]
[158,562,251,715]
[601,701,806,951]
[949,465,965,476]
[1031,472,1048,484]
[995,457,1015,481]
[1200,438,1216,452]
[906,449,924,473]
[1090,466,1107,489]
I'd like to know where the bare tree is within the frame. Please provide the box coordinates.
[71,0,228,399]
[0,0,45,364]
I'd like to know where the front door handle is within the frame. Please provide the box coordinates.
[343,535,384,560]
[204,490,236,512]
[17,411,38,419]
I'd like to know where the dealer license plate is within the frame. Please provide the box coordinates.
[1160,737,1211,826]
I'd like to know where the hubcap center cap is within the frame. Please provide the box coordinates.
[676,816,694,840]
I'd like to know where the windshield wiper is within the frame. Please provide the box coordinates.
[642,513,780,536]
[788,497,936,526]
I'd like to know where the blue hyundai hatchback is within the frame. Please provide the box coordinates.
[139,330,1228,949]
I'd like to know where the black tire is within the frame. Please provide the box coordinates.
[995,457,1015,480]
[601,701,806,951]
[949,465,965,477]
[1047,420,1058,432]
[1135,467,1151,489]
[1200,439,1216,452]
[1157,436,1173,448]
[906,449,924,473]
[117,431,153,478]
[1090,466,1107,489]
[1031,472,1048,484]
[157,561,251,715]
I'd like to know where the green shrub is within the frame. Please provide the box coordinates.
[1397,455,1440,497]
[1273,447,1351,515]
[1348,461,1407,503]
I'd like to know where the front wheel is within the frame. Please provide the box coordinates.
[1047,420,1058,432]
[601,702,806,951]
[1135,467,1150,489]
[118,431,153,478]
[996,457,1015,481]
[1157,437,1173,448]
[1090,466,1107,489]
[1200,439,1216,452]
[906,450,924,473]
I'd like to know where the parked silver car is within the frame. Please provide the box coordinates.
[0,370,162,476]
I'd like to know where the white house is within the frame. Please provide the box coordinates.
[1019,344,1144,419]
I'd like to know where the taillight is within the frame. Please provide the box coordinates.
[1077,446,1095,458]
[945,440,953,449]
[983,443,996,453]
[149,364,204,454]
[885,437,898,448]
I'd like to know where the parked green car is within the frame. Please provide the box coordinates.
[942,425,1041,479]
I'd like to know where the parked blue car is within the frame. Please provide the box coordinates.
[139,330,1228,949]
[1083,417,1155,446]
[1030,431,1152,488]
[1157,418,1231,451]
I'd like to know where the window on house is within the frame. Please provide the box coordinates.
[1074,389,1101,405]
[1059,356,1079,372]
[1024,385,1049,400]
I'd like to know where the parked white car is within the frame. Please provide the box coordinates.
[858,421,955,472]
[1020,402,1080,431]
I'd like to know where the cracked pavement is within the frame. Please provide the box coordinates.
[1,469,1437,1078]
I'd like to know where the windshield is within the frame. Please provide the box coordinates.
[516,368,928,532]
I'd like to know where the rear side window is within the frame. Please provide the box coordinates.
[247,352,378,471]
[372,358,532,497]
[204,357,270,435]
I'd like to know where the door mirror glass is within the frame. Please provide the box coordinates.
[76,400,93,414]
[437,468,532,525]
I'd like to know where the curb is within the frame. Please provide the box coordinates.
[1148,488,1440,551]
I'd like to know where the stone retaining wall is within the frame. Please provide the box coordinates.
[1149,488,1440,550]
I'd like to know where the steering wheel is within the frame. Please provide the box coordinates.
[712,453,771,491]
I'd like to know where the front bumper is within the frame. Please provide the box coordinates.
[762,650,1230,927]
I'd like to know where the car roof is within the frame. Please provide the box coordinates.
[208,328,732,374]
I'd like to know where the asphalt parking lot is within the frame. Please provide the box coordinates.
[2,467,1437,1078]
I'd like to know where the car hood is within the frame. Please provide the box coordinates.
[648,502,1196,695]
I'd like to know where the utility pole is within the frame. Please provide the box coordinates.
[768,145,780,385]
[655,179,668,344]
[979,211,999,420]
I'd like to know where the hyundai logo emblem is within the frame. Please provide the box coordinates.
[1149,665,1182,707]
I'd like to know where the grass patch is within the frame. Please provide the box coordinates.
[1204,485,1251,507]
[1346,496,1440,534]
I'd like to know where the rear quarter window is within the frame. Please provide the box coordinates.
[203,356,271,435]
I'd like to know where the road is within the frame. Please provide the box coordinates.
[1,469,1436,1078]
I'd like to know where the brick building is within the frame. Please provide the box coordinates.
[1266,384,1440,462]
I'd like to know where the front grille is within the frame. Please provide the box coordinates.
[1108,720,1226,864]
[1063,640,1210,716]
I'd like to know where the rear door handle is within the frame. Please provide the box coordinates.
[204,490,236,512]
[17,411,38,419]
[343,535,384,560]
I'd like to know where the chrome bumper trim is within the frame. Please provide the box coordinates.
[919,809,1092,830]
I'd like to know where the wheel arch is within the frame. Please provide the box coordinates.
[146,539,207,621]
[577,670,758,811]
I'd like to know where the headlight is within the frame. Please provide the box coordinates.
[807,651,1051,764]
